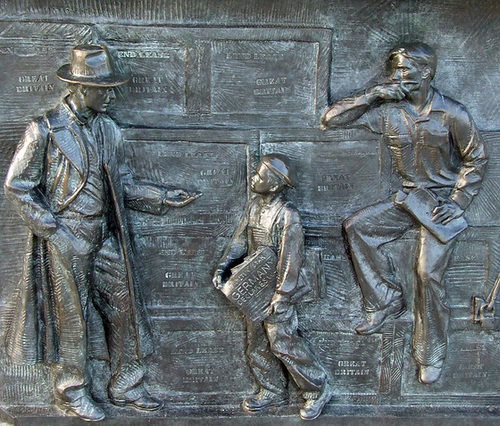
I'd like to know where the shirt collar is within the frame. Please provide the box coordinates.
[397,87,436,123]
[62,96,97,126]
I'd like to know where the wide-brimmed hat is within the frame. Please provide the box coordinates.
[56,45,129,87]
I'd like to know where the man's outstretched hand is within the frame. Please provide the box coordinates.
[163,190,202,207]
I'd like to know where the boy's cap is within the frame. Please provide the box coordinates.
[261,154,295,188]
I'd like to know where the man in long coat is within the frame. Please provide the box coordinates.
[4,45,199,421]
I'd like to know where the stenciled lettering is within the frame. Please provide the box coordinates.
[16,74,54,93]
[160,213,236,226]
[230,257,274,306]
[181,375,219,384]
[18,74,48,83]
[254,86,291,96]
[198,177,235,186]
[162,281,199,288]
[157,150,217,159]
[195,346,225,355]
[128,86,171,94]
[333,359,370,376]
[321,174,351,182]
[171,347,195,356]
[117,50,171,59]
[181,367,219,384]
[166,345,227,356]
[224,52,285,61]
[256,77,287,86]
[317,183,354,192]
[337,360,367,368]
[200,168,230,177]
[334,368,370,376]
[16,84,55,93]
[253,75,291,97]
[126,66,175,95]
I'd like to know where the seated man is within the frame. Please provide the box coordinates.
[213,154,333,421]
[321,42,487,384]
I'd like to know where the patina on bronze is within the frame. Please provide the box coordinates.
[0,1,499,424]
[3,44,200,422]
[321,42,488,385]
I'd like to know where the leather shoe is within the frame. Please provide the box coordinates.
[242,389,288,412]
[109,383,163,411]
[355,297,405,335]
[418,362,443,384]
[300,382,334,421]
[58,389,105,422]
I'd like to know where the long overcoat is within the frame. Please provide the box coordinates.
[4,100,161,365]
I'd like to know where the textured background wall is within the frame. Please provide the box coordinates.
[0,1,499,423]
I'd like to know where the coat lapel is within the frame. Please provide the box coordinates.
[46,102,88,179]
